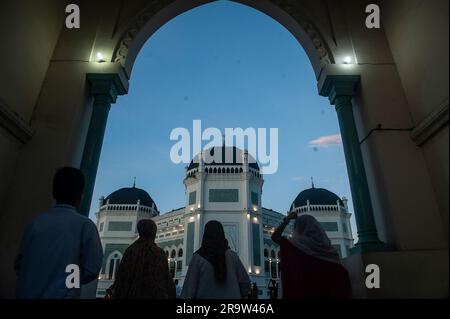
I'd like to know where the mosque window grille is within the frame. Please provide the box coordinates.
[209,189,239,202]
[270,260,278,279]
[108,221,133,232]
[189,191,197,205]
[251,192,259,206]
[320,222,339,232]
[270,250,276,259]
[264,260,270,275]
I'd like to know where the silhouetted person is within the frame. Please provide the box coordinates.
[15,167,103,298]
[248,282,259,299]
[181,220,250,299]
[272,213,351,299]
[113,219,175,299]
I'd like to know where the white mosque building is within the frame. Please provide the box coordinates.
[95,146,354,298]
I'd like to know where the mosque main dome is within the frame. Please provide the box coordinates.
[187,146,259,170]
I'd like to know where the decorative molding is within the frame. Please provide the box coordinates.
[112,0,333,68]
[112,0,173,66]
[411,99,449,146]
[0,100,34,144]
[270,0,334,66]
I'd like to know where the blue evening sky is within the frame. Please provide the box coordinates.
[89,0,357,235]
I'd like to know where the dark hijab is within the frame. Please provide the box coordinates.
[195,221,229,283]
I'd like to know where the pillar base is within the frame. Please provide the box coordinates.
[342,249,449,298]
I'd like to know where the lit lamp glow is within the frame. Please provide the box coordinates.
[96,52,106,63]
[343,56,352,64]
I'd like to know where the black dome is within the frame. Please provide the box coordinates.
[104,187,157,210]
[188,146,259,170]
[291,187,343,208]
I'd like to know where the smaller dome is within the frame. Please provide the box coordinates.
[104,187,158,211]
[291,187,343,209]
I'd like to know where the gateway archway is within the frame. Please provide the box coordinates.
[79,0,385,255]
[1,0,447,299]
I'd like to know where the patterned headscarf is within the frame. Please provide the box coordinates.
[288,215,341,264]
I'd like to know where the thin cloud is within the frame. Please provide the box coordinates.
[308,134,342,148]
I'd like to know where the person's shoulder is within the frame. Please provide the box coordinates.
[152,244,165,255]
[226,249,241,261]
[279,236,291,247]
[191,252,204,263]
[27,210,55,228]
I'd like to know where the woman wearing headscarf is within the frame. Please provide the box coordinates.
[113,219,176,299]
[181,220,251,299]
[271,212,351,299]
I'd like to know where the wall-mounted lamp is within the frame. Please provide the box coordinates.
[343,56,353,64]
[96,52,106,63]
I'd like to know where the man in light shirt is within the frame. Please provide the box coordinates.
[15,167,103,299]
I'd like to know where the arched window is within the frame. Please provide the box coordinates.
[178,248,183,258]
[264,249,269,258]
[165,250,169,259]
[277,251,281,259]
[270,250,276,259]
[106,251,122,280]
[231,168,235,173]
[170,249,176,259]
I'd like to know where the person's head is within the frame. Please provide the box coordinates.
[202,220,228,248]
[293,214,330,244]
[198,220,229,283]
[290,214,340,263]
[137,219,157,241]
[52,167,85,207]
[174,279,179,285]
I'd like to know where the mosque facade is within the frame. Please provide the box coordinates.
[95,147,354,298]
